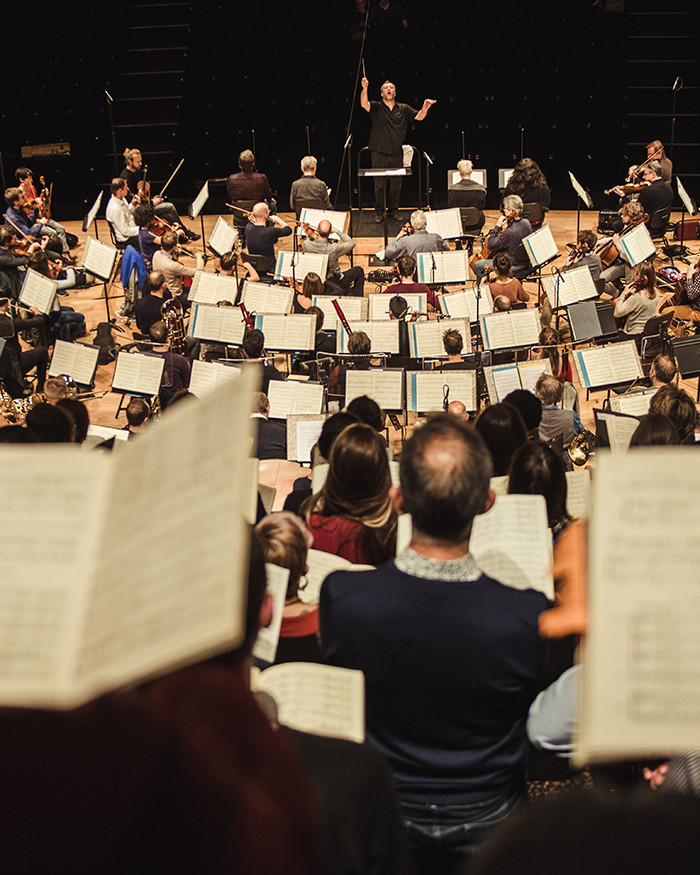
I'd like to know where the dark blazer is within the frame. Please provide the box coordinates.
[254,415,287,460]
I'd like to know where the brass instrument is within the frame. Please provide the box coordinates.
[568,431,593,467]
[161,298,189,356]
[0,381,45,422]
[149,394,162,420]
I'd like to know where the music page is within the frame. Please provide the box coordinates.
[189,302,246,344]
[576,450,700,764]
[252,564,289,664]
[208,216,237,256]
[257,314,316,351]
[49,340,100,385]
[112,351,165,395]
[299,208,348,232]
[19,268,57,314]
[300,549,374,605]
[74,371,256,701]
[510,308,542,346]
[407,370,477,412]
[83,236,118,281]
[565,469,591,519]
[275,251,328,281]
[470,494,554,598]
[417,251,468,284]
[424,207,463,239]
[338,321,399,354]
[312,295,367,329]
[288,416,326,463]
[409,318,471,358]
[189,359,240,398]
[189,271,239,305]
[610,390,656,417]
[619,223,655,267]
[268,380,324,418]
[523,225,558,267]
[252,662,365,743]
[369,293,427,321]
[518,360,550,394]
[480,313,515,350]
[241,281,293,314]
[345,369,403,409]
[491,364,523,402]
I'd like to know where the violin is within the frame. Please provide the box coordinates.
[137,164,151,201]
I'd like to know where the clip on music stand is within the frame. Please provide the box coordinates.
[358,167,412,255]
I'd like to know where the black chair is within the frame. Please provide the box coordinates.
[243,252,272,276]
[521,202,546,230]
[294,198,331,221]
[647,206,673,241]
[455,207,485,254]
[640,312,673,363]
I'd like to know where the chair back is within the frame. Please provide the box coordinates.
[521,202,545,228]
[295,198,331,220]
[459,207,483,233]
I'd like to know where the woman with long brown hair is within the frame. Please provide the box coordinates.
[614,260,658,337]
[302,422,397,564]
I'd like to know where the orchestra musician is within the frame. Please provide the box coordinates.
[383,209,448,262]
[0,292,49,397]
[3,187,65,259]
[599,201,645,298]
[13,167,74,261]
[360,77,436,222]
[302,219,365,296]
[501,158,551,220]
[0,226,45,298]
[152,230,204,302]
[472,195,532,285]
[447,159,486,228]
[388,254,440,311]
[120,148,200,241]
[629,139,673,186]
[245,203,292,273]
[227,150,276,213]
[289,156,331,213]
[614,261,659,339]
[106,178,140,249]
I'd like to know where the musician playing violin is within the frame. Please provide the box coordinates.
[565,229,601,283]
[120,148,200,241]
[152,230,204,301]
[472,195,531,285]
[302,219,365,296]
[630,140,673,186]
[3,187,66,259]
[614,261,659,339]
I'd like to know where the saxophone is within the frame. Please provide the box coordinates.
[161,298,189,356]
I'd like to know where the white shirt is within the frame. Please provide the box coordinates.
[106,195,138,242]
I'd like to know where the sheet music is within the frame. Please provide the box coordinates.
[255,314,316,351]
[369,293,427,321]
[345,369,403,409]
[489,475,509,496]
[241,457,260,525]
[407,370,477,412]
[438,287,493,322]
[542,265,597,308]
[48,340,99,385]
[208,216,238,256]
[252,662,365,743]
[416,251,469,284]
[86,191,103,228]
[602,411,640,452]
[268,381,324,419]
[480,312,515,350]
[252,564,289,664]
[470,494,554,598]
[19,268,57,314]
[112,351,165,395]
[523,225,558,267]
[300,549,374,605]
[619,222,655,267]
[408,318,471,358]
[0,448,106,701]
[83,236,118,282]
[576,450,700,764]
[565,469,591,519]
[188,358,240,398]
[337,321,399,354]
[241,281,293,314]
[517,360,550,394]
[609,390,657,417]
[311,463,329,494]
[312,295,367,329]
[190,179,209,220]
[569,170,593,208]
[74,372,257,700]
[275,251,328,282]
[85,425,130,445]
[299,208,348,232]
[490,365,523,401]
[677,177,695,216]
[189,302,246,344]
[510,307,542,346]
[574,341,642,389]
[424,207,463,240]
[289,417,325,463]
[189,270,239,305]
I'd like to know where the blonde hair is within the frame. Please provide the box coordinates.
[255,512,313,599]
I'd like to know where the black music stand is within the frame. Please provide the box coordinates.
[358,166,412,255]
[671,335,700,401]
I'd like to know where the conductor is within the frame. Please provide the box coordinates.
[360,77,436,223]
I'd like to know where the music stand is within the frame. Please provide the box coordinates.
[358,167,411,253]
[568,171,594,238]
[671,335,700,401]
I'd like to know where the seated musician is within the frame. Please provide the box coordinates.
[3,187,64,258]
[135,271,169,335]
[289,155,331,213]
[501,158,551,217]
[565,229,601,283]
[433,327,475,371]
[242,327,284,394]
[387,254,440,311]
[303,219,365,297]
[613,139,673,194]
[636,160,673,232]
[0,226,44,298]
[14,167,74,261]
[487,250,529,304]
[245,203,292,273]
[227,149,276,213]
[447,159,486,227]
[614,261,659,340]
[0,291,49,397]
[218,249,259,296]
[152,231,204,304]
[26,250,86,341]
[473,195,532,284]
[134,203,163,265]
[664,255,700,324]
[106,178,140,249]
[327,330,372,399]
[120,148,200,240]
[383,209,449,262]
[148,319,191,408]
[599,201,645,298]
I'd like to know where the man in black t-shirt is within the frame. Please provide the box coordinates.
[360,77,436,221]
